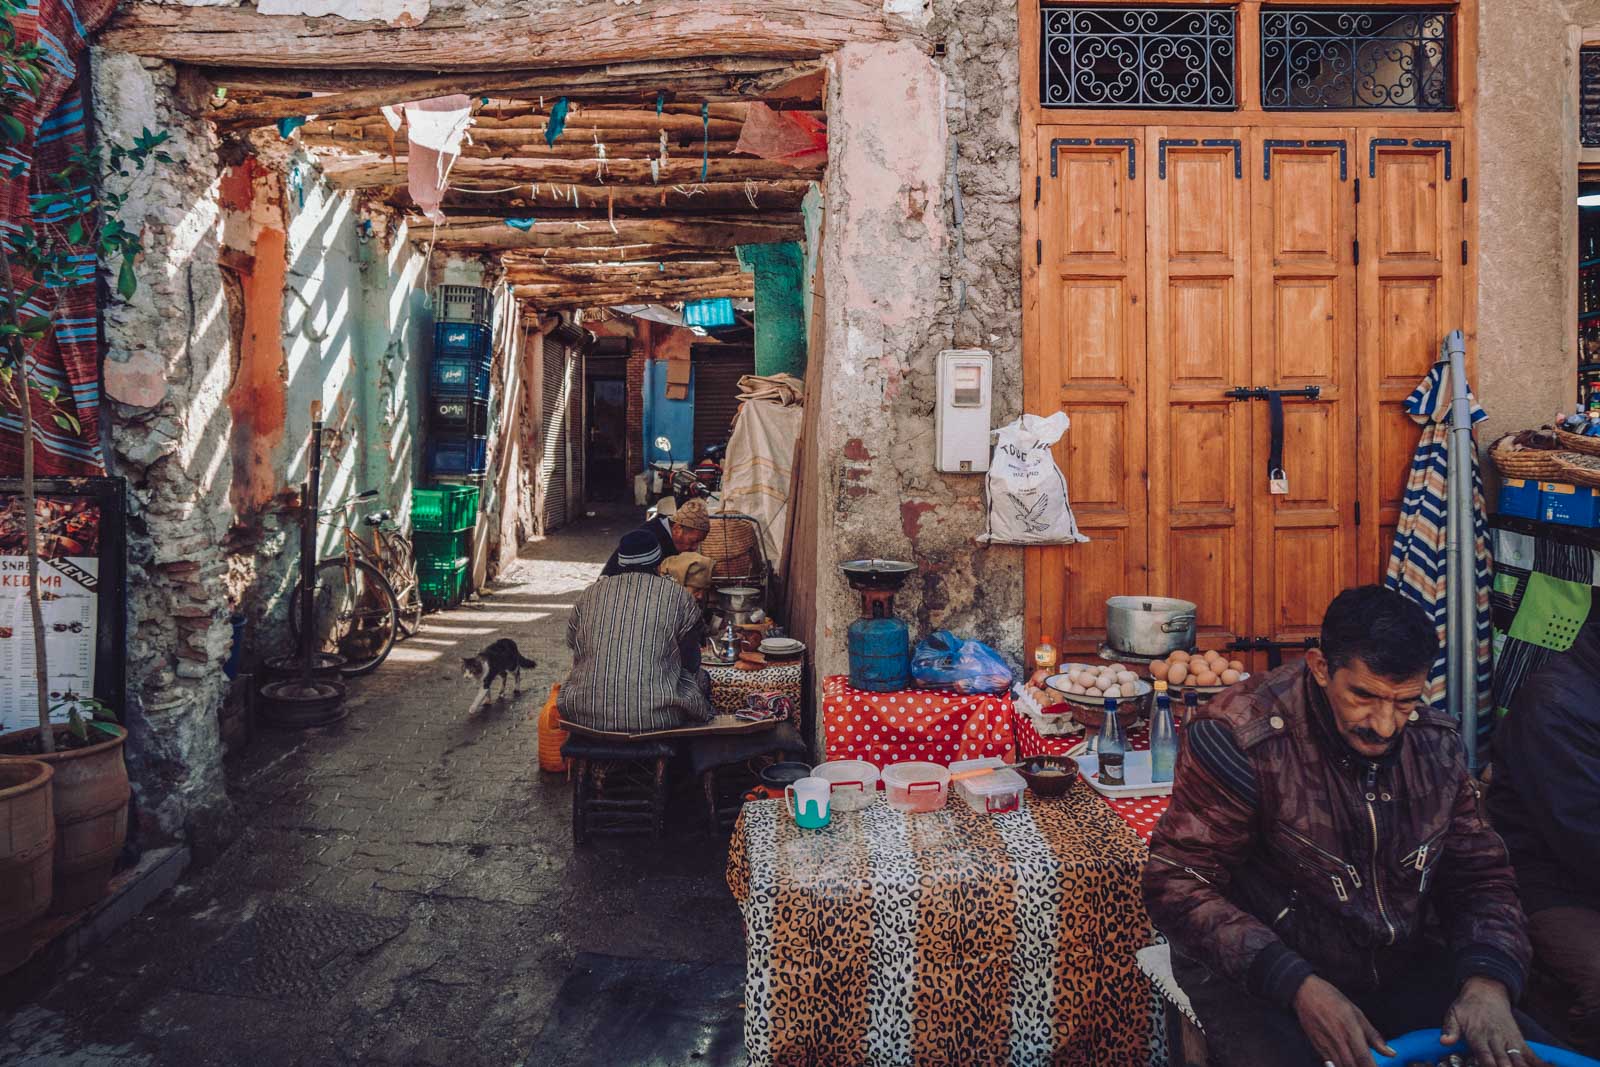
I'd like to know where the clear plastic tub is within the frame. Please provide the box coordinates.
[950,758,1026,815]
[881,762,950,813]
[810,759,880,812]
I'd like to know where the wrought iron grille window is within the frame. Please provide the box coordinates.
[1041,6,1237,110]
[1260,8,1453,110]
[1583,48,1600,148]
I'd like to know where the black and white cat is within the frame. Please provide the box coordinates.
[461,638,538,714]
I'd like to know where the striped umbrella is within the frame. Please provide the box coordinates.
[1384,360,1494,740]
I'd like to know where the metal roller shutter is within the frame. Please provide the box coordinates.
[692,344,754,457]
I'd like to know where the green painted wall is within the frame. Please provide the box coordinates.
[738,241,806,377]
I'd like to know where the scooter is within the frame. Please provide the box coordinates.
[645,436,718,522]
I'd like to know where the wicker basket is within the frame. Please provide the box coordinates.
[1553,427,1600,458]
[1490,436,1568,481]
[1554,451,1600,489]
[703,516,758,562]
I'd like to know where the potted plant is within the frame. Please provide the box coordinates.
[0,697,127,913]
[0,757,53,970]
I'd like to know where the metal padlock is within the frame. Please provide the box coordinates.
[1268,467,1289,495]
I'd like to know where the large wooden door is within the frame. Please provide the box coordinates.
[1249,132,1359,658]
[1030,129,1147,655]
[1358,130,1467,581]
[1146,129,1252,655]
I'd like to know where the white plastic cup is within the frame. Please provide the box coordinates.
[786,776,832,828]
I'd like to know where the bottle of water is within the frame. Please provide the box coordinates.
[1150,681,1177,784]
[1097,698,1126,787]
[1182,687,1200,727]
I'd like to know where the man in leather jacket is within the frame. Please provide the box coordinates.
[1144,586,1552,1067]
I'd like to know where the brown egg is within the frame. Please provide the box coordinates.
[1220,669,1242,685]
[1149,658,1168,677]
[1196,670,1220,687]
[1228,659,1246,673]
[1169,649,1191,662]
[1167,662,1188,685]
[1205,650,1225,665]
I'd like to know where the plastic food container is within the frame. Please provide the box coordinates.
[810,759,880,812]
[950,758,1026,815]
[881,762,950,813]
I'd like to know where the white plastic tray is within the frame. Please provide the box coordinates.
[1071,750,1174,799]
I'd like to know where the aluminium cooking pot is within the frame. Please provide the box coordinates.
[1105,595,1197,658]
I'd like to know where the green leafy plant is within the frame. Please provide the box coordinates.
[50,693,120,744]
[0,0,168,752]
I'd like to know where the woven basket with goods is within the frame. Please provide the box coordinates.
[1491,431,1600,489]
[702,515,761,578]
[1552,425,1600,458]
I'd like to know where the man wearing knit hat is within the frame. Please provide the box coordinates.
[600,498,712,577]
[560,529,713,734]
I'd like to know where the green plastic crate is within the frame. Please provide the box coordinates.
[413,529,471,570]
[411,486,479,533]
[419,556,470,607]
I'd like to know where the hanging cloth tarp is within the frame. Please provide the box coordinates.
[397,96,473,224]
[1384,359,1494,738]
[0,0,119,478]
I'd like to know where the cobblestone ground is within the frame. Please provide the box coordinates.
[0,511,745,1066]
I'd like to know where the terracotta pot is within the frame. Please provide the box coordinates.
[0,759,54,971]
[0,726,129,914]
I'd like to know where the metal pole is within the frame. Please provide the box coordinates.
[1444,330,1479,769]
[300,401,323,685]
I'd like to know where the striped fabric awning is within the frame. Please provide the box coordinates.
[1384,360,1495,739]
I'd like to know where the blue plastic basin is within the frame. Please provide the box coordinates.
[1375,1029,1599,1067]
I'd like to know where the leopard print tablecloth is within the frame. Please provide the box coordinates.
[727,788,1165,1067]
[705,661,803,721]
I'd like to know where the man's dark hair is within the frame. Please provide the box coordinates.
[1319,585,1438,680]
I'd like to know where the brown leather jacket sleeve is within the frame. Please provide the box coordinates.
[1432,745,1532,999]
[1142,724,1314,1009]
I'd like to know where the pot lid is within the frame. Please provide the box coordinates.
[841,558,916,574]
[1106,595,1197,613]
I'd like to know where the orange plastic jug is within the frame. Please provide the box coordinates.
[537,685,569,773]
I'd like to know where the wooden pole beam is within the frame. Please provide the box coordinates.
[434,180,812,216]
[421,216,800,251]
[321,152,822,188]
[102,1,920,71]
[504,263,743,285]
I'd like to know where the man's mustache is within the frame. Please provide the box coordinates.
[1351,726,1399,748]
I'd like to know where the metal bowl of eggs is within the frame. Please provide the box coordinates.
[1044,664,1151,730]
[1146,649,1250,692]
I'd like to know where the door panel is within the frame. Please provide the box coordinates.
[1358,130,1465,581]
[1035,129,1147,654]
[1250,131,1358,659]
[1146,129,1251,654]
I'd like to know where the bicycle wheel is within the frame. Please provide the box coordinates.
[378,531,423,638]
[288,558,400,676]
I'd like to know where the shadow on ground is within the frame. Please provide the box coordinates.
[0,509,746,1067]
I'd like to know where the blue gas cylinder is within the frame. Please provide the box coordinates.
[848,617,911,692]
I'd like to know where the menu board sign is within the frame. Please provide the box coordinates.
[0,479,125,734]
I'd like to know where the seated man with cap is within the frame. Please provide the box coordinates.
[601,498,711,578]
[560,530,713,735]
[659,551,716,607]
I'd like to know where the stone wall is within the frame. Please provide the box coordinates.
[93,49,236,851]
[809,3,1025,695]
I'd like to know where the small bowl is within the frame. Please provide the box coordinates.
[1017,755,1080,799]
[759,761,812,791]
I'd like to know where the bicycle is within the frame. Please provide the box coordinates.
[287,490,423,677]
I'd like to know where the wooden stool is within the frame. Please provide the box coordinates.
[689,723,807,835]
[1137,943,1208,1067]
[558,733,679,846]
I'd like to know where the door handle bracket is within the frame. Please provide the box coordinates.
[1224,386,1322,401]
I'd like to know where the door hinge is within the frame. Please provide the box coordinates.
[1355,501,1362,526]
[1036,238,1042,266]
[1034,175,1041,207]
[1354,177,1361,204]
[1462,239,1469,266]
[1353,238,1360,266]
[1462,177,1470,203]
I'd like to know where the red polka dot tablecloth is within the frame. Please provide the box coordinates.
[822,675,1016,767]
[1014,713,1172,843]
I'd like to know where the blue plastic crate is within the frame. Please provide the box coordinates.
[428,436,488,477]
[429,395,489,435]
[430,355,491,399]
[683,297,735,328]
[1542,481,1600,527]
[1496,478,1541,519]
[434,321,492,358]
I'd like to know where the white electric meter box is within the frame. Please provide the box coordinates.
[935,349,993,473]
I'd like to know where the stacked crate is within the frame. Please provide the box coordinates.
[428,286,493,484]
[411,485,480,608]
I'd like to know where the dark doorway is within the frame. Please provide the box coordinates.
[586,367,628,503]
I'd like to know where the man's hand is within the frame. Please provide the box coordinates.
[1442,976,1547,1067]
[1293,976,1394,1067]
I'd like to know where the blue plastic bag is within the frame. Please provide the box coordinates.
[910,631,1014,695]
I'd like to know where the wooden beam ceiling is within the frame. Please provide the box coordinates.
[417,216,801,252]
[102,1,918,71]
